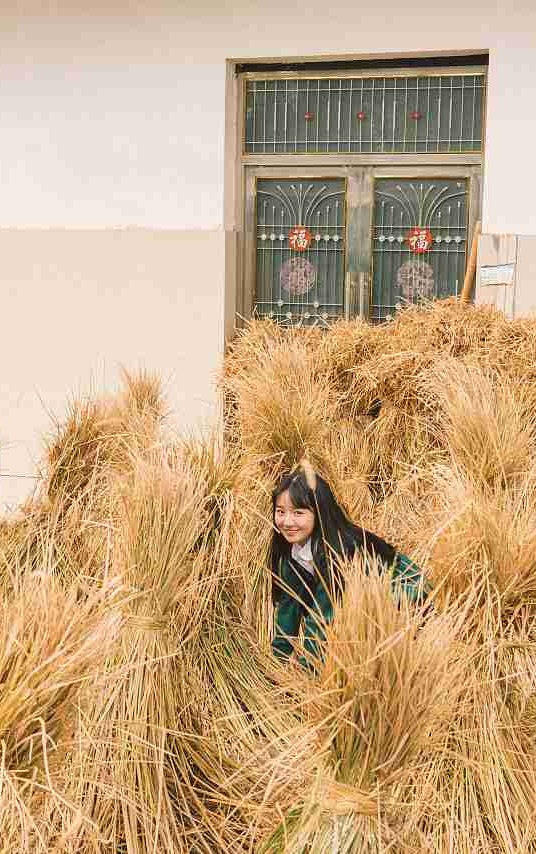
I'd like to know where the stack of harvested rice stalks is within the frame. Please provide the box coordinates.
[2,299,536,851]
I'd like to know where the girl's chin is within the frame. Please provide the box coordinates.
[283,533,306,544]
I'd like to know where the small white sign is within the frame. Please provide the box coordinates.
[480,263,515,287]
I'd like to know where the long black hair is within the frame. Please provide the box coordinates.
[270,466,397,603]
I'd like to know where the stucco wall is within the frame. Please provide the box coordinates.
[0,229,224,508]
[1,3,534,232]
[0,2,535,506]
[476,234,536,318]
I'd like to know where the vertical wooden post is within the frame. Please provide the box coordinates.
[460,221,482,303]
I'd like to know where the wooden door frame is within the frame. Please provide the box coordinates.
[225,57,486,333]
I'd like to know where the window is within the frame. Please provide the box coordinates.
[245,73,485,155]
[236,59,486,326]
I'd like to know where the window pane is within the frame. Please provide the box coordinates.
[245,74,485,154]
[371,178,469,322]
[254,179,346,326]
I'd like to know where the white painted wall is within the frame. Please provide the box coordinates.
[483,47,536,235]
[1,2,535,231]
[0,1,535,506]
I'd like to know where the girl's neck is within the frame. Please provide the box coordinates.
[292,536,311,547]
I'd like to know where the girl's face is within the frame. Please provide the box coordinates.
[274,489,315,546]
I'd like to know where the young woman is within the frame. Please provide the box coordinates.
[271,463,429,669]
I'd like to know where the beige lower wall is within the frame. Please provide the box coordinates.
[475,233,536,318]
[0,228,225,509]
[515,238,536,318]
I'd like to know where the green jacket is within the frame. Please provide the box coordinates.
[272,550,429,669]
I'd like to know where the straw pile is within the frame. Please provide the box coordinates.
[2,299,536,851]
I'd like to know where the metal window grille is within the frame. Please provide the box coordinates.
[254,178,346,325]
[371,178,468,322]
[245,74,485,154]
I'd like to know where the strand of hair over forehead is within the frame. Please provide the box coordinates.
[290,459,346,564]
[291,457,330,551]
[291,456,317,492]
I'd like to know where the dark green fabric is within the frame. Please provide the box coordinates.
[272,578,333,665]
[391,552,431,605]
[272,551,429,668]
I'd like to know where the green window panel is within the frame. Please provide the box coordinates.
[371,178,468,322]
[245,75,485,155]
[254,178,346,326]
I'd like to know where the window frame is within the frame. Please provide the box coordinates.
[225,58,486,333]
